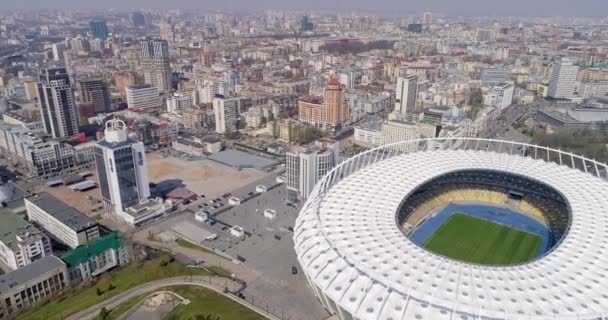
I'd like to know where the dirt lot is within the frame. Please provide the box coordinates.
[146,152,268,198]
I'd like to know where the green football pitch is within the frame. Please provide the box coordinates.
[424,213,542,265]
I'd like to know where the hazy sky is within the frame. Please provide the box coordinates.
[3,0,608,17]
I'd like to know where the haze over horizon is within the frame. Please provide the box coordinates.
[2,0,608,17]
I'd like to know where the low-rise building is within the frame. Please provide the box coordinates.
[61,231,130,283]
[2,112,44,132]
[0,209,52,271]
[381,120,437,152]
[25,193,100,249]
[354,117,383,147]
[172,134,222,157]
[0,255,69,319]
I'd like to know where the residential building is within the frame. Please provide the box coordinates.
[0,123,79,178]
[393,75,418,119]
[423,12,432,25]
[61,232,129,283]
[166,91,194,114]
[37,67,79,138]
[126,85,162,110]
[485,83,514,109]
[244,108,263,128]
[548,58,579,99]
[182,107,214,130]
[25,193,100,249]
[213,96,239,134]
[112,72,136,95]
[141,39,172,92]
[0,209,52,271]
[198,80,229,103]
[89,18,108,40]
[0,256,69,319]
[2,112,44,132]
[286,140,339,200]
[159,16,175,42]
[23,77,38,101]
[95,119,165,225]
[52,43,66,61]
[298,78,350,131]
[79,79,111,114]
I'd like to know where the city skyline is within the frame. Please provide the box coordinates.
[1,0,608,17]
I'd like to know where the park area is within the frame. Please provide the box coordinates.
[18,254,210,320]
[424,213,542,265]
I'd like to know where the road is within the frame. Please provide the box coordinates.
[64,276,279,320]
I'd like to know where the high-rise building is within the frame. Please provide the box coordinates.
[407,23,423,33]
[325,77,344,125]
[37,67,79,138]
[52,42,66,61]
[286,140,339,200]
[423,12,433,25]
[159,16,175,42]
[130,12,146,28]
[477,28,496,42]
[298,77,350,131]
[126,84,162,110]
[23,77,38,101]
[89,18,108,40]
[140,39,172,92]
[393,75,418,118]
[79,79,111,114]
[213,96,240,134]
[94,119,151,222]
[548,58,579,99]
[300,16,314,32]
[485,83,514,109]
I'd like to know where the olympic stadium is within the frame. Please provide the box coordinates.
[293,138,608,320]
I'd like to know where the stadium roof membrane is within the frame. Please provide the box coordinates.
[294,138,608,320]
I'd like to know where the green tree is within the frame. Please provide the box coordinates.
[98,307,109,320]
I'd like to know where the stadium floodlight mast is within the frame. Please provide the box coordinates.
[294,137,608,320]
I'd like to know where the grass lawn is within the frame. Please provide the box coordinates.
[175,239,216,255]
[19,254,210,320]
[424,213,542,265]
[164,286,265,320]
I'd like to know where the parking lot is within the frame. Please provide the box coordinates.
[139,171,328,320]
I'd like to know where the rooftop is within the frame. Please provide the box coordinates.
[0,256,65,293]
[0,209,43,251]
[207,149,276,171]
[62,232,124,267]
[26,192,96,232]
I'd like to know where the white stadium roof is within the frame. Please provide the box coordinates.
[294,139,608,320]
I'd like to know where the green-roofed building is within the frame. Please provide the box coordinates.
[61,231,129,283]
[0,208,52,271]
